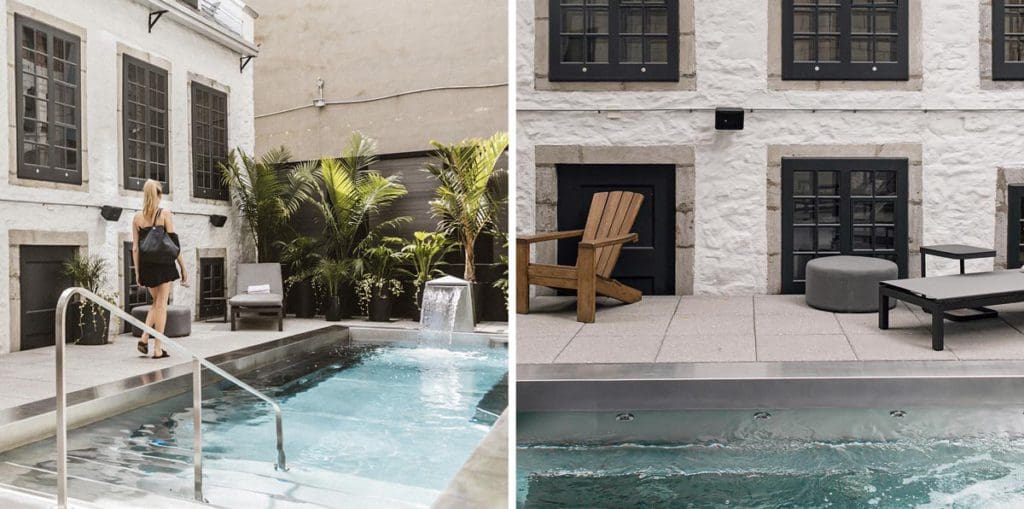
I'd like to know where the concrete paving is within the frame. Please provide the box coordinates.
[517,295,1024,364]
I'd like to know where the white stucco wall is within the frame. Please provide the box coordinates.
[0,0,256,353]
[517,0,1024,295]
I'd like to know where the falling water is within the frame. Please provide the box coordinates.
[419,285,464,346]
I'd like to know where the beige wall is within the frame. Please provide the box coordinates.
[248,0,508,159]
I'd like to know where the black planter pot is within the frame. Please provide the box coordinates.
[324,296,343,322]
[368,290,394,322]
[66,301,110,345]
[339,280,357,319]
[470,281,483,325]
[291,279,316,318]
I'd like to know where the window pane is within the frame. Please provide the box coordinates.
[646,38,668,64]
[852,37,872,62]
[646,8,668,34]
[874,201,895,223]
[851,171,872,196]
[875,37,897,62]
[817,171,838,195]
[794,227,815,251]
[561,36,585,62]
[853,227,873,250]
[562,8,584,33]
[587,9,608,33]
[622,8,643,33]
[852,8,871,33]
[1007,37,1024,62]
[875,10,897,33]
[622,37,643,63]
[875,171,897,195]
[794,9,815,32]
[794,37,814,62]
[793,171,814,195]
[818,198,839,223]
[1007,9,1024,34]
[875,226,895,250]
[794,254,814,280]
[588,37,608,63]
[817,226,840,251]
[818,10,838,32]
[853,201,872,223]
[818,36,839,62]
[794,198,816,224]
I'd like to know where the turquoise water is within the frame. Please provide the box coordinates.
[0,342,507,508]
[518,409,1024,509]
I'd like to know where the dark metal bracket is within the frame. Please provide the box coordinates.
[240,55,255,72]
[148,10,168,33]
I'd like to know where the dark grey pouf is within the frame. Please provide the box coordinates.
[805,256,898,313]
[130,305,192,337]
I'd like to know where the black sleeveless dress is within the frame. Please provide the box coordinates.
[138,208,181,288]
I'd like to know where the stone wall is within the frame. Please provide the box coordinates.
[0,0,256,353]
[517,0,1024,295]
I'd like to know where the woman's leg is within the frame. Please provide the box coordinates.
[151,282,171,356]
[139,287,160,348]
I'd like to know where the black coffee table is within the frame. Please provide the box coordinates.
[920,244,998,321]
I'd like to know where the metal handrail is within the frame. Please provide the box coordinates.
[54,287,287,508]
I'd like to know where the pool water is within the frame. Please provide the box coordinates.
[0,342,507,508]
[517,408,1024,509]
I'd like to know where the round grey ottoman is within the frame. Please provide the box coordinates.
[131,305,192,338]
[805,256,898,313]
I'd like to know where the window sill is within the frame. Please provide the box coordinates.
[768,75,922,92]
[535,74,696,92]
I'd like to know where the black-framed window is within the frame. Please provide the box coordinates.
[1008,186,1024,269]
[781,158,908,294]
[549,0,679,81]
[15,15,81,184]
[123,56,169,192]
[994,0,1024,80]
[782,0,909,81]
[191,82,229,200]
[123,241,153,332]
[198,257,225,319]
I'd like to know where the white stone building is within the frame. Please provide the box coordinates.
[517,0,1024,297]
[0,0,258,354]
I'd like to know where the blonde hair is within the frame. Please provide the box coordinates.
[142,180,162,221]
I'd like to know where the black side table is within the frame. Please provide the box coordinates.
[920,244,999,321]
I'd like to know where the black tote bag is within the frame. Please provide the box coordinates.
[139,208,181,263]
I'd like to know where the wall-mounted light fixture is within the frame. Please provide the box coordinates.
[209,214,228,227]
[715,107,744,130]
[100,205,123,221]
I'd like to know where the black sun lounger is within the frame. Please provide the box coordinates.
[879,270,1024,351]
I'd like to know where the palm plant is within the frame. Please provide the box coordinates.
[402,231,455,307]
[298,132,411,282]
[220,146,314,262]
[312,257,348,299]
[423,131,508,282]
[355,237,411,319]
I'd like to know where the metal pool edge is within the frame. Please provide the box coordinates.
[348,327,509,348]
[518,360,1024,411]
[0,325,349,453]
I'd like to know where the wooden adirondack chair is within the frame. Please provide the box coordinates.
[517,191,644,323]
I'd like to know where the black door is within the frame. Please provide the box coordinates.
[557,164,676,295]
[123,241,153,332]
[1009,185,1024,269]
[781,158,908,294]
[19,245,76,350]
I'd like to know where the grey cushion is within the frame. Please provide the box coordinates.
[805,255,898,313]
[235,263,283,295]
[228,293,284,307]
[130,305,192,338]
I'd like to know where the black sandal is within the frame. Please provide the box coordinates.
[153,351,170,359]
[137,340,148,355]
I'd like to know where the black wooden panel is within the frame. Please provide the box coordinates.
[19,245,76,350]
[556,164,676,295]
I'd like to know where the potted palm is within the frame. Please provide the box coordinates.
[220,146,312,262]
[277,235,320,318]
[424,131,508,321]
[355,237,409,322]
[402,231,455,312]
[61,254,115,345]
[298,132,410,318]
[312,257,348,321]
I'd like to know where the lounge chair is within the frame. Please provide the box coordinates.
[516,191,644,323]
[229,263,284,331]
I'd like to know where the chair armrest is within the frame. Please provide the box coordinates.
[516,230,585,244]
[579,233,639,249]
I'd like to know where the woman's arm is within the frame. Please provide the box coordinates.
[131,214,140,283]
[164,211,190,287]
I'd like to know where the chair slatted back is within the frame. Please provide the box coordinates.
[580,191,645,278]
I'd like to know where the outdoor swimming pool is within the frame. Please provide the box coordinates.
[517,408,1024,508]
[0,339,507,508]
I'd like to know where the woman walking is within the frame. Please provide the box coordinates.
[133,179,188,358]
